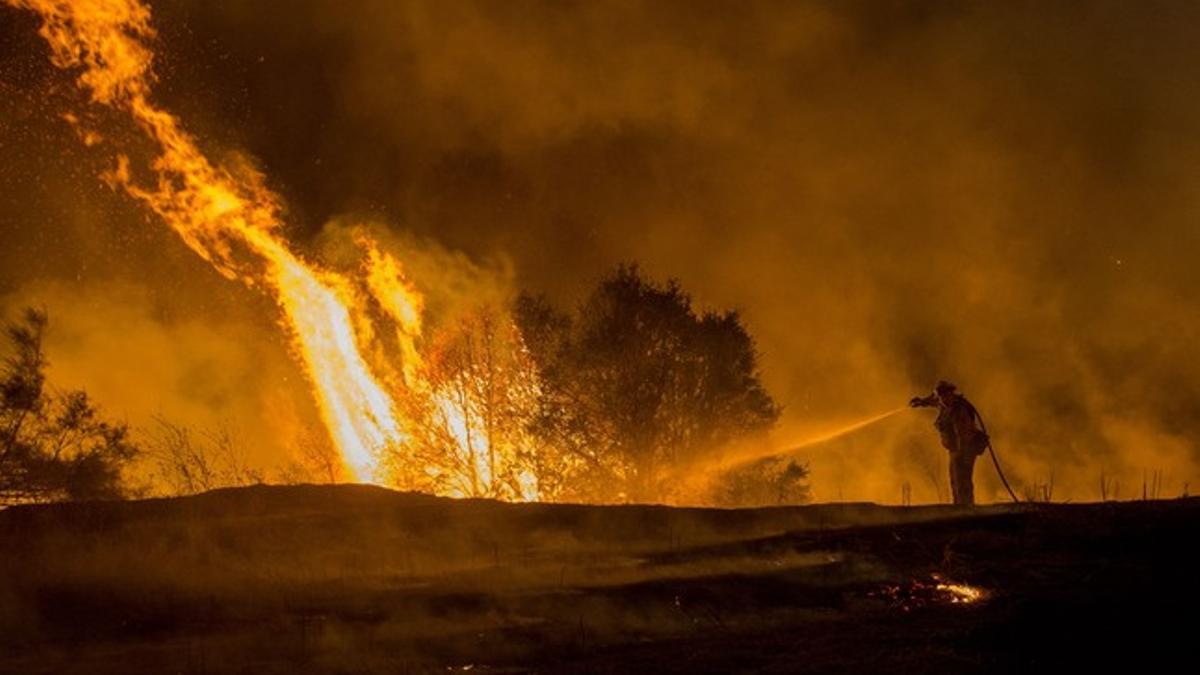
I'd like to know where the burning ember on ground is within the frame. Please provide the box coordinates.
[871,574,988,611]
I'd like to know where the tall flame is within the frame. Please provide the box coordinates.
[359,236,426,388]
[9,0,408,481]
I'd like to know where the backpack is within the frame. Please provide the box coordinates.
[962,398,990,456]
[964,427,990,456]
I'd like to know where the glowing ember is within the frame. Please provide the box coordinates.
[872,574,988,611]
[932,574,986,604]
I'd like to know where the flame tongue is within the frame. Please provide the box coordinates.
[267,244,404,481]
[13,0,406,481]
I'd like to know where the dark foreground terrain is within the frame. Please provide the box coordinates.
[0,486,1196,674]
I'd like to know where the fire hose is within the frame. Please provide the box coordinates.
[973,411,1020,504]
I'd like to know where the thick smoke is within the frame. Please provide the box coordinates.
[2,0,1199,502]
[0,280,315,475]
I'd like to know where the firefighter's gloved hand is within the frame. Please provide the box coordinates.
[909,397,926,408]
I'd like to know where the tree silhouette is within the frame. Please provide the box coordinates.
[517,265,780,502]
[0,309,138,503]
[144,417,262,495]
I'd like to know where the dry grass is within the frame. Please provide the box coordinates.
[1,485,1196,673]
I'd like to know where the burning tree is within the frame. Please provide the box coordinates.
[0,309,138,503]
[384,307,544,500]
[517,265,781,503]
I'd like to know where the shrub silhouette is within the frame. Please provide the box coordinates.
[0,309,138,503]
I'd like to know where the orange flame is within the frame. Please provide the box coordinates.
[12,0,549,498]
[12,0,408,481]
[359,236,426,388]
[930,574,987,604]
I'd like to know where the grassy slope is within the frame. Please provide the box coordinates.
[0,485,1196,673]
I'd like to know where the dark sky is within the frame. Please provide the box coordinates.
[3,0,1200,500]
